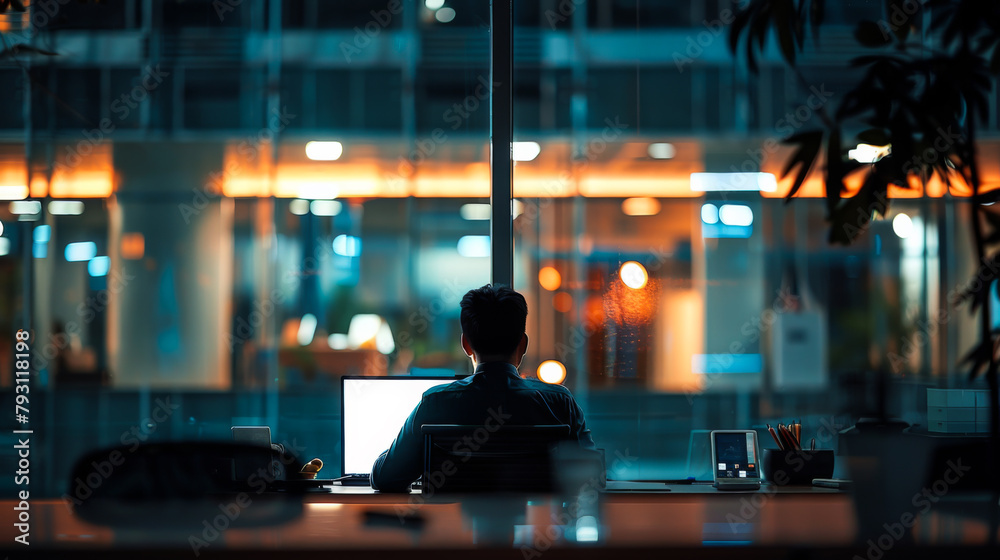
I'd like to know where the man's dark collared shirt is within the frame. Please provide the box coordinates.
[370,362,594,492]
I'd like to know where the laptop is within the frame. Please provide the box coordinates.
[710,430,762,491]
[340,375,464,485]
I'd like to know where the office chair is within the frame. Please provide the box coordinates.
[67,441,304,530]
[420,424,573,494]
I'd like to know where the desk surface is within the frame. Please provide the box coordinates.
[315,480,843,499]
[3,484,997,557]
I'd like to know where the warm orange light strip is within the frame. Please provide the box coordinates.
[580,175,699,198]
[0,165,113,199]
[513,168,577,197]
[413,163,490,197]
[48,170,114,198]
[0,185,28,200]
[0,165,28,199]
[760,170,986,199]
[274,163,389,198]
[2,162,987,201]
[29,177,47,198]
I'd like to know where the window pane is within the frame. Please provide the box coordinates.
[513,0,980,486]
[2,0,490,499]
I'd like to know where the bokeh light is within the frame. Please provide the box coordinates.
[538,266,562,291]
[893,213,913,239]
[621,197,661,216]
[435,7,456,22]
[537,360,567,384]
[553,291,573,313]
[619,261,648,290]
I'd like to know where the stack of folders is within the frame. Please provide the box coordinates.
[927,389,993,433]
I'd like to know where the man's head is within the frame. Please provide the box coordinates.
[460,284,529,365]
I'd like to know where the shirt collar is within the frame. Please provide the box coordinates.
[473,361,521,378]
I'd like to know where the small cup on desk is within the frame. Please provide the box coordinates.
[761,448,835,486]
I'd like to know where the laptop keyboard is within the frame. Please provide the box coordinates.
[340,473,371,486]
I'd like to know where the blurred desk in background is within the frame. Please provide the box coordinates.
[278,347,387,386]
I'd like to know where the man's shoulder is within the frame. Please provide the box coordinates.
[422,377,472,398]
[516,376,576,398]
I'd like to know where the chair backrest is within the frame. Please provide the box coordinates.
[421,424,571,494]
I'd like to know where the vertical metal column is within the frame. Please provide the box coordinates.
[265,0,283,428]
[490,0,513,287]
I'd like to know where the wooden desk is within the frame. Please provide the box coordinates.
[1,486,997,558]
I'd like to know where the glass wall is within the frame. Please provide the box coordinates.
[0,0,496,494]
[509,0,986,481]
[0,0,993,497]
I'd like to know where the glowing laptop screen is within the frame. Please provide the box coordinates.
[341,376,459,475]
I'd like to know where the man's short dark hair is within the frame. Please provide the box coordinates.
[460,284,528,358]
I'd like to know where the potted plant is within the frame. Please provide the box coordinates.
[728,0,999,545]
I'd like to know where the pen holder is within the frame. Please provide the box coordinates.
[761,448,834,485]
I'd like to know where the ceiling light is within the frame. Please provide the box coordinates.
[719,204,753,227]
[310,200,342,216]
[65,241,97,262]
[691,172,777,192]
[10,201,41,215]
[289,199,310,215]
[460,203,491,220]
[512,142,541,162]
[621,197,661,216]
[457,235,490,257]
[0,185,28,200]
[849,143,890,163]
[647,143,676,159]
[48,200,84,215]
[305,141,343,161]
[893,213,913,239]
[435,7,456,22]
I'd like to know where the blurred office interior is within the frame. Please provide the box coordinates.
[0,0,994,497]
